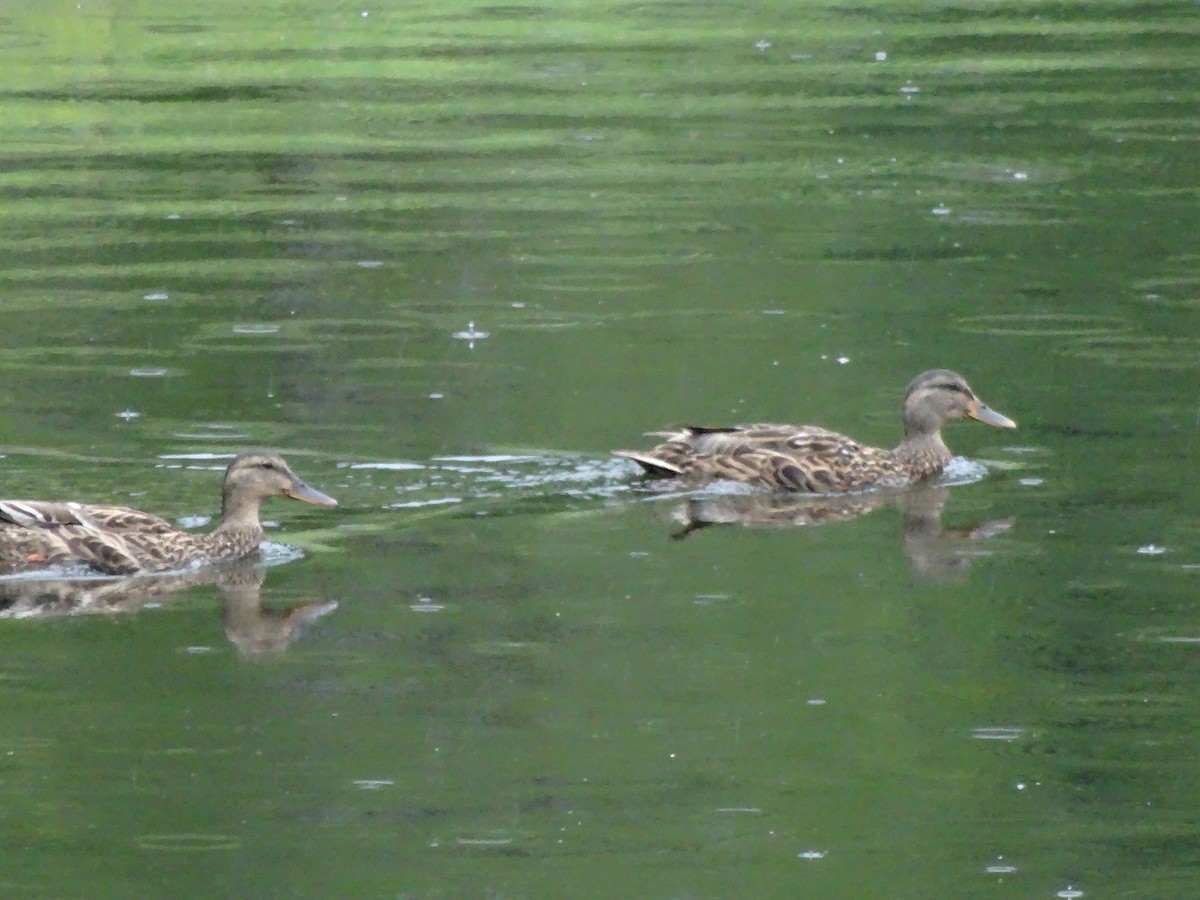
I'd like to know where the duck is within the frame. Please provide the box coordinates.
[614,369,1016,493]
[0,450,337,576]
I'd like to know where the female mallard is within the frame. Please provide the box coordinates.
[0,450,337,576]
[614,369,1016,493]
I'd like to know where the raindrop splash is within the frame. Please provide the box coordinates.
[452,321,490,349]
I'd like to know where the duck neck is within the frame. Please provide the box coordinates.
[893,429,951,478]
[218,489,265,535]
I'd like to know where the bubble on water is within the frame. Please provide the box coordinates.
[232,324,280,335]
[129,367,169,377]
[1137,544,1166,555]
[931,205,951,216]
[115,409,141,420]
[144,292,169,301]
[874,51,887,61]
[754,39,772,51]
[798,850,827,859]
[352,779,394,790]
[134,832,239,851]
[971,726,1024,741]
[348,460,426,471]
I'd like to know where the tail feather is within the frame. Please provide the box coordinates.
[643,426,735,439]
[612,450,684,478]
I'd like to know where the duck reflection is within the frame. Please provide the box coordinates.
[661,485,1014,581]
[0,560,337,658]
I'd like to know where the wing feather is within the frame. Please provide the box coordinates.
[614,422,909,493]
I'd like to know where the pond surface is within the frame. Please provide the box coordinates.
[1,1,1198,897]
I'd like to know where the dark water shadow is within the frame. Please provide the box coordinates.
[0,560,337,659]
[655,485,1015,582]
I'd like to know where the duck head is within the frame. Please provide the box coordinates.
[902,369,1016,439]
[221,450,337,520]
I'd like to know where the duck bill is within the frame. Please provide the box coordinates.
[285,480,338,507]
[969,401,1017,429]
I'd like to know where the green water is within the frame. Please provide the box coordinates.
[1,1,1198,897]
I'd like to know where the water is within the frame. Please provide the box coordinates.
[1,1,1198,896]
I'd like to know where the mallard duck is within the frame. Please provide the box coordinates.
[0,450,337,576]
[614,369,1016,493]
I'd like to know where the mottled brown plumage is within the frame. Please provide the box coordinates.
[0,451,337,575]
[614,369,1016,493]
